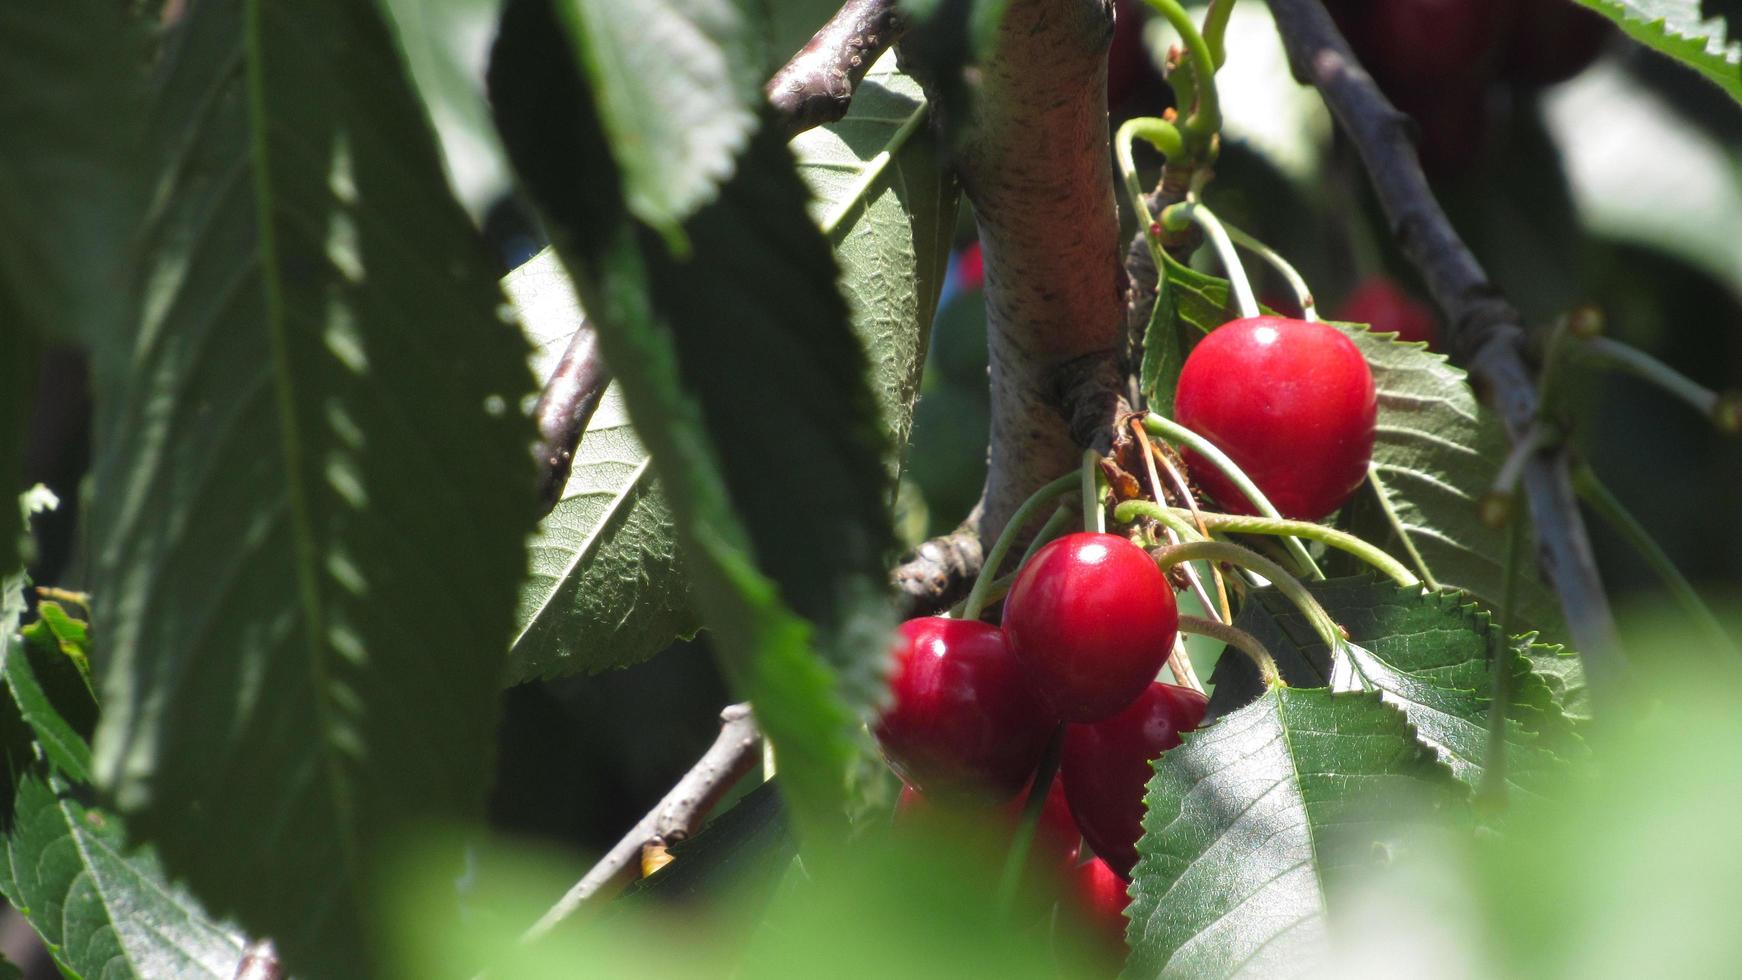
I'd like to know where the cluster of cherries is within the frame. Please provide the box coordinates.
[877,531,1201,958]
[1326,0,1612,176]
[876,314,1378,959]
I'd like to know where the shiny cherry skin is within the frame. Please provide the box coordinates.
[1060,682,1208,876]
[875,617,1054,798]
[1067,857,1133,961]
[1336,277,1439,349]
[1174,316,1378,521]
[1001,533,1178,723]
[895,778,1081,881]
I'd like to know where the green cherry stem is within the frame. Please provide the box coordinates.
[1113,499,1418,587]
[1082,450,1107,533]
[961,474,1080,621]
[1478,511,1524,808]
[1143,0,1221,144]
[1162,201,1258,318]
[1179,613,1280,687]
[1578,336,1742,435]
[994,723,1066,919]
[1021,504,1077,567]
[1142,413,1324,579]
[1152,539,1344,652]
[1116,117,1179,273]
[1572,464,1742,659]
[1201,0,1239,68]
[1222,220,1318,321]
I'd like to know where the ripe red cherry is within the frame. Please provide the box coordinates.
[1336,277,1439,349]
[1500,0,1611,86]
[1174,316,1378,521]
[875,617,1054,798]
[1060,682,1207,876]
[895,779,1081,877]
[1067,857,1133,960]
[1001,533,1178,723]
[1343,0,1505,89]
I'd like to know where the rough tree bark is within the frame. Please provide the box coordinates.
[911,0,1125,557]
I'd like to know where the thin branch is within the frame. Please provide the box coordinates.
[766,0,907,136]
[532,320,610,514]
[1266,0,1624,702]
[524,704,762,940]
[892,514,985,618]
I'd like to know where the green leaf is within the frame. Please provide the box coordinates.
[10,611,98,785]
[1335,324,1568,642]
[492,0,894,840]
[503,254,696,682]
[1572,0,1742,106]
[1138,253,1239,414]
[552,0,765,236]
[1520,636,1590,723]
[0,770,248,980]
[794,54,958,477]
[0,326,33,582]
[88,1,538,973]
[375,0,514,219]
[0,0,146,346]
[1125,686,1468,978]
[1206,578,1583,798]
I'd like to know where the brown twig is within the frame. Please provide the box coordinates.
[531,319,610,514]
[523,703,762,940]
[232,939,282,980]
[1266,0,1623,700]
[767,0,907,136]
[892,516,986,617]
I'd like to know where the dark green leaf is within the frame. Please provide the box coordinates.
[89,1,538,973]
[794,54,958,476]
[1138,254,1241,414]
[0,771,247,979]
[1125,686,1467,978]
[9,611,98,784]
[504,256,696,682]
[1336,324,1567,642]
[551,0,765,236]
[1520,636,1590,723]
[375,0,514,218]
[492,0,894,839]
[1206,578,1582,798]
[1572,0,1742,105]
[0,0,146,346]
[0,334,32,583]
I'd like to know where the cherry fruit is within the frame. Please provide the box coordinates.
[1174,316,1378,521]
[1060,682,1208,876]
[1001,533,1178,723]
[875,617,1054,798]
[1500,0,1611,86]
[1067,857,1133,960]
[1336,277,1439,348]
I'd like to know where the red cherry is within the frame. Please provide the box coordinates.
[954,241,984,293]
[1359,0,1506,89]
[894,779,1081,884]
[1060,682,1207,876]
[1500,0,1611,86]
[1067,857,1133,960]
[1335,277,1439,348]
[1001,533,1178,723]
[1174,316,1378,521]
[875,618,1054,798]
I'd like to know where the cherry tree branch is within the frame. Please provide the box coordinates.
[523,703,762,940]
[532,319,609,513]
[767,0,907,135]
[1266,0,1624,700]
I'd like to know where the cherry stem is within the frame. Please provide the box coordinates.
[1201,0,1238,68]
[1179,614,1280,688]
[1222,220,1317,321]
[1151,539,1344,654]
[1577,336,1742,435]
[1162,201,1258,319]
[994,723,1066,919]
[1143,0,1221,145]
[1168,633,1207,693]
[1142,413,1324,579]
[1082,449,1106,533]
[961,473,1080,621]
[1114,499,1419,587]
[1136,419,1233,622]
[1572,464,1742,659]
[1021,504,1077,567]
[1116,117,1176,274]
[1485,422,1556,525]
